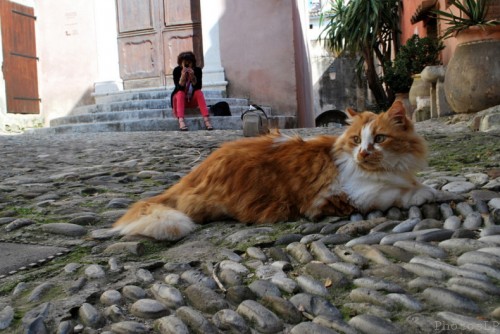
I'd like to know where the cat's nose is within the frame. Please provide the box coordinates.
[359,150,371,158]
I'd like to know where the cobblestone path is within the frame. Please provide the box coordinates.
[0,120,499,333]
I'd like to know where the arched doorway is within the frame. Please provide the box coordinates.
[315,109,347,128]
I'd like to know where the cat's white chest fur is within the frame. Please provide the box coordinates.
[335,152,435,212]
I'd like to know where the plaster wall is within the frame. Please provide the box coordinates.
[219,0,300,119]
[37,0,100,123]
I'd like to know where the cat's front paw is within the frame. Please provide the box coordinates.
[407,186,437,207]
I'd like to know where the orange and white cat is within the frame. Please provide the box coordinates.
[112,101,435,240]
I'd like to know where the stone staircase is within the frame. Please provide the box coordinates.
[34,88,295,134]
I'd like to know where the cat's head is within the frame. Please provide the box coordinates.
[335,101,427,173]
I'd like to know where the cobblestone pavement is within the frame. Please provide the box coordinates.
[0,119,500,334]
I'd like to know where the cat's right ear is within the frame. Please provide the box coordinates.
[387,101,407,123]
[344,108,357,124]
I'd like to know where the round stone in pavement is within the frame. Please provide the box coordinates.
[122,285,147,301]
[212,309,250,333]
[442,181,476,194]
[290,322,338,334]
[78,303,105,329]
[349,314,401,334]
[236,300,283,334]
[260,295,302,324]
[110,321,150,334]
[39,223,87,236]
[84,264,105,279]
[176,306,220,334]
[422,287,480,314]
[100,289,123,306]
[150,283,185,309]
[130,299,169,319]
[154,315,190,334]
[0,306,14,330]
[184,283,229,314]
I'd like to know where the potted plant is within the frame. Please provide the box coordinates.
[433,0,500,113]
[433,0,500,43]
[383,35,443,111]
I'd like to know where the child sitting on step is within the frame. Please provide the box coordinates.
[171,51,213,131]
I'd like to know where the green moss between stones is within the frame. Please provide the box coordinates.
[425,132,500,172]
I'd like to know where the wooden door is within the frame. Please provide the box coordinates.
[116,0,202,88]
[161,0,203,81]
[0,0,40,114]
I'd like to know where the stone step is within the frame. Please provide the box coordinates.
[50,105,264,127]
[32,115,295,134]
[50,109,168,127]
[72,97,249,115]
[42,87,287,133]
[93,88,226,104]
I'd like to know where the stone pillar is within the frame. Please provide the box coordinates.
[436,80,453,117]
[421,66,453,118]
[429,83,437,119]
[200,0,228,93]
[93,0,123,95]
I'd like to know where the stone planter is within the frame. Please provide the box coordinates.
[414,96,431,122]
[409,74,430,109]
[444,36,500,114]
[455,25,500,45]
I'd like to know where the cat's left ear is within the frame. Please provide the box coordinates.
[344,108,358,124]
[386,101,409,128]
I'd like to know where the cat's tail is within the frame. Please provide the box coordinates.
[111,201,198,241]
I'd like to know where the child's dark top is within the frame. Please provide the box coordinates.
[170,66,203,107]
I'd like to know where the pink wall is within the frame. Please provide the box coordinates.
[436,0,459,65]
[400,0,461,65]
[400,0,427,43]
[292,0,314,127]
[219,0,302,119]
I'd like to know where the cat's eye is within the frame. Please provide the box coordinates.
[352,136,361,144]
[374,134,386,143]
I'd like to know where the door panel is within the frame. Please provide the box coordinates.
[118,35,159,79]
[163,0,200,26]
[116,0,202,88]
[117,0,154,33]
[1,0,40,114]
[163,28,202,71]
[162,0,202,75]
